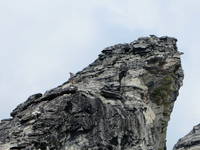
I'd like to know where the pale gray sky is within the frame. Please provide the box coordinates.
[0,1,200,149]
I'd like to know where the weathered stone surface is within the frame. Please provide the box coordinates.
[0,35,183,150]
[173,124,200,150]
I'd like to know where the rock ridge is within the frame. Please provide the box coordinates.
[0,35,183,150]
[174,124,200,150]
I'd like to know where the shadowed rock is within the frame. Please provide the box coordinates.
[0,35,183,150]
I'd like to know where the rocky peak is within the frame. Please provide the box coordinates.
[0,35,183,150]
[173,124,200,150]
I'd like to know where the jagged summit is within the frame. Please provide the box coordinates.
[0,36,183,150]
[99,35,178,60]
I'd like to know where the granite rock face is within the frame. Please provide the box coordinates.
[0,36,183,150]
[174,124,200,150]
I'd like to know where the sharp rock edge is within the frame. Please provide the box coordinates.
[0,35,184,150]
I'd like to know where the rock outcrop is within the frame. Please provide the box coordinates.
[0,35,183,150]
[174,124,200,150]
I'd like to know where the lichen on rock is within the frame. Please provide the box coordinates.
[0,35,184,150]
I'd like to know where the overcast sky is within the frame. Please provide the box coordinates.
[0,0,200,149]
